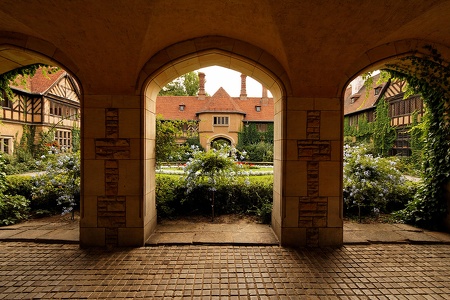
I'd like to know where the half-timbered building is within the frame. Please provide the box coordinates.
[344,74,424,156]
[0,68,80,154]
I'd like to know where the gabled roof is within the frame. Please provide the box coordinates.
[196,87,245,115]
[344,74,387,116]
[10,68,66,95]
[156,87,275,122]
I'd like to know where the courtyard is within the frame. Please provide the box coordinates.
[0,242,449,299]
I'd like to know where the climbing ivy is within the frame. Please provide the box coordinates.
[386,46,450,228]
[372,96,396,156]
[408,110,426,170]
[0,64,54,101]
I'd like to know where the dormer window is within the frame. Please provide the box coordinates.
[374,87,382,95]
[255,106,261,112]
[179,104,185,111]
[350,93,360,104]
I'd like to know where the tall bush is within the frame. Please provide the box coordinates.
[343,144,416,220]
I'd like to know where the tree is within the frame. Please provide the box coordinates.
[158,71,200,96]
[155,117,181,165]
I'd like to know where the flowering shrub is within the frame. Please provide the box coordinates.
[32,152,80,216]
[183,145,253,220]
[343,144,417,218]
[184,145,248,193]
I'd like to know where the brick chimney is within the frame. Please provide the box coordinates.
[198,72,206,100]
[261,86,268,105]
[240,74,247,100]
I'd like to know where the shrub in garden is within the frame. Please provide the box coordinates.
[183,145,245,220]
[343,144,417,219]
[0,194,30,225]
[155,175,273,223]
[32,152,80,216]
[4,175,34,204]
[155,175,186,219]
[0,154,30,225]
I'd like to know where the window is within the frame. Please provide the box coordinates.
[255,106,261,112]
[256,123,268,132]
[213,116,229,126]
[0,97,13,109]
[0,137,12,154]
[179,104,185,111]
[55,130,72,151]
[374,87,382,95]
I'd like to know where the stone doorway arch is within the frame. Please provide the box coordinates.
[140,36,287,247]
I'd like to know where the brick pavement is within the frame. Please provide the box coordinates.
[0,242,449,299]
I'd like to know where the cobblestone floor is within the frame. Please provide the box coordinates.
[0,242,449,299]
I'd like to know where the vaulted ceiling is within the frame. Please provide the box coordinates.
[1,0,450,96]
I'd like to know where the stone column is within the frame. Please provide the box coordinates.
[80,94,151,247]
[280,96,343,247]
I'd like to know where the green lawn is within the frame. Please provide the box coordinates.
[156,173,273,184]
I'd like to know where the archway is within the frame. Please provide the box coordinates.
[209,135,233,151]
[341,40,450,237]
[141,36,287,245]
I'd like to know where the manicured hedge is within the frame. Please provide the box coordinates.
[156,175,273,223]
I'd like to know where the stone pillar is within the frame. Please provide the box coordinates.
[80,94,151,247]
[279,96,343,247]
[240,74,247,100]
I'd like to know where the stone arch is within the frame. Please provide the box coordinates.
[341,39,450,97]
[207,134,235,151]
[0,32,80,80]
[139,36,288,244]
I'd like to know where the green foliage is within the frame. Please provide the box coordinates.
[240,142,273,162]
[408,110,426,172]
[155,175,185,219]
[238,123,261,146]
[71,127,80,152]
[32,152,80,215]
[155,174,273,223]
[262,124,274,144]
[343,144,417,219]
[183,145,254,220]
[13,125,35,169]
[356,114,373,142]
[4,175,34,202]
[372,97,396,156]
[0,194,30,226]
[158,71,200,96]
[0,64,44,101]
[0,153,6,191]
[385,46,450,229]
[184,145,242,193]
[155,117,182,164]
[343,117,355,138]
[237,123,274,162]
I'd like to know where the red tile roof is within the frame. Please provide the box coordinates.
[156,87,274,122]
[344,74,386,116]
[10,67,65,95]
